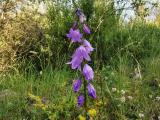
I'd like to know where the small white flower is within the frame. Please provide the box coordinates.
[156,96,160,101]
[127,96,133,100]
[40,71,43,75]
[112,88,117,92]
[121,90,125,95]
[38,1,47,15]
[139,113,144,118]
[149,95,153,98]
[120,96,126,103]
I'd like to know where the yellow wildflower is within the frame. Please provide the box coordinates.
[28,93,41,103]
[28,93,35,98]
[33,103,47,110]
[35,96,42,103]
[34,103,44,108]
[88,109,97,117]
[79,115,86,120]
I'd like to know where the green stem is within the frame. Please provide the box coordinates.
[83,78,87,118]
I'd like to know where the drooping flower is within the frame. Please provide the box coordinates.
[68,45,92,69]
[67,28,82,42]
[79,14,86,23]
[83,24,91,34]
[76,9,86,23]
[83,64,94,81]
[78,94,84,107]
[67,55,83,69]
[76,8,82,16]
[83,40,94,53]
[87,83,96,99]
[72,21,78,30]
[72,46,91,61]
[73,79,82,93]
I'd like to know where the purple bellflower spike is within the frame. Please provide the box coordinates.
[87,83,96,99]
[67,8,97,108]
[72,45,91,61]
[73,79,82,93]
[83,40,94,53]
[83,64,94,81]
[78,94,84,107]
[66,28,82,42]
[83,24,91,34]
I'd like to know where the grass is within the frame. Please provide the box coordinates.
[0,68,76,119]
[0,56,160,120]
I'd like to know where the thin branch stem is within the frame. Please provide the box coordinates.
[83,78,87,118]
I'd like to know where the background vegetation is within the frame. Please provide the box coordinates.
[0,0,160,119]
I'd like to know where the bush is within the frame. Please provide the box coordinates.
[0,4,47,72]
[101,23,160,68]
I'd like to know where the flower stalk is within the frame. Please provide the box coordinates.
[83,77,87,116]
[66,8,96,119]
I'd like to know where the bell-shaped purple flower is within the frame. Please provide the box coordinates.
[72,46,91,61]
[87,83,96,99]
[66,28,82,42]
[76,8,82,16]
[78,94,84,107]
[83,40,94,53]
[79,14,86,23]
[67,56,83,69]
[73,79,82,93]
[83,64,94,81]
[83,24,91,34]
[75,9,86,23]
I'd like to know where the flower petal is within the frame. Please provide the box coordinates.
[78,94,84,107]
[83,40,94,53]
[83,64,94,81]
[66,28,82,42]
[73,79,82,93]
[83,24,91,34]
[71,56,83,69]
[72,46,91,61]
[87,83,96,99]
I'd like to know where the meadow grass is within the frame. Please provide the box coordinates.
[0,68,76,119]
[1,21,160,119]
[0,56,160,119]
